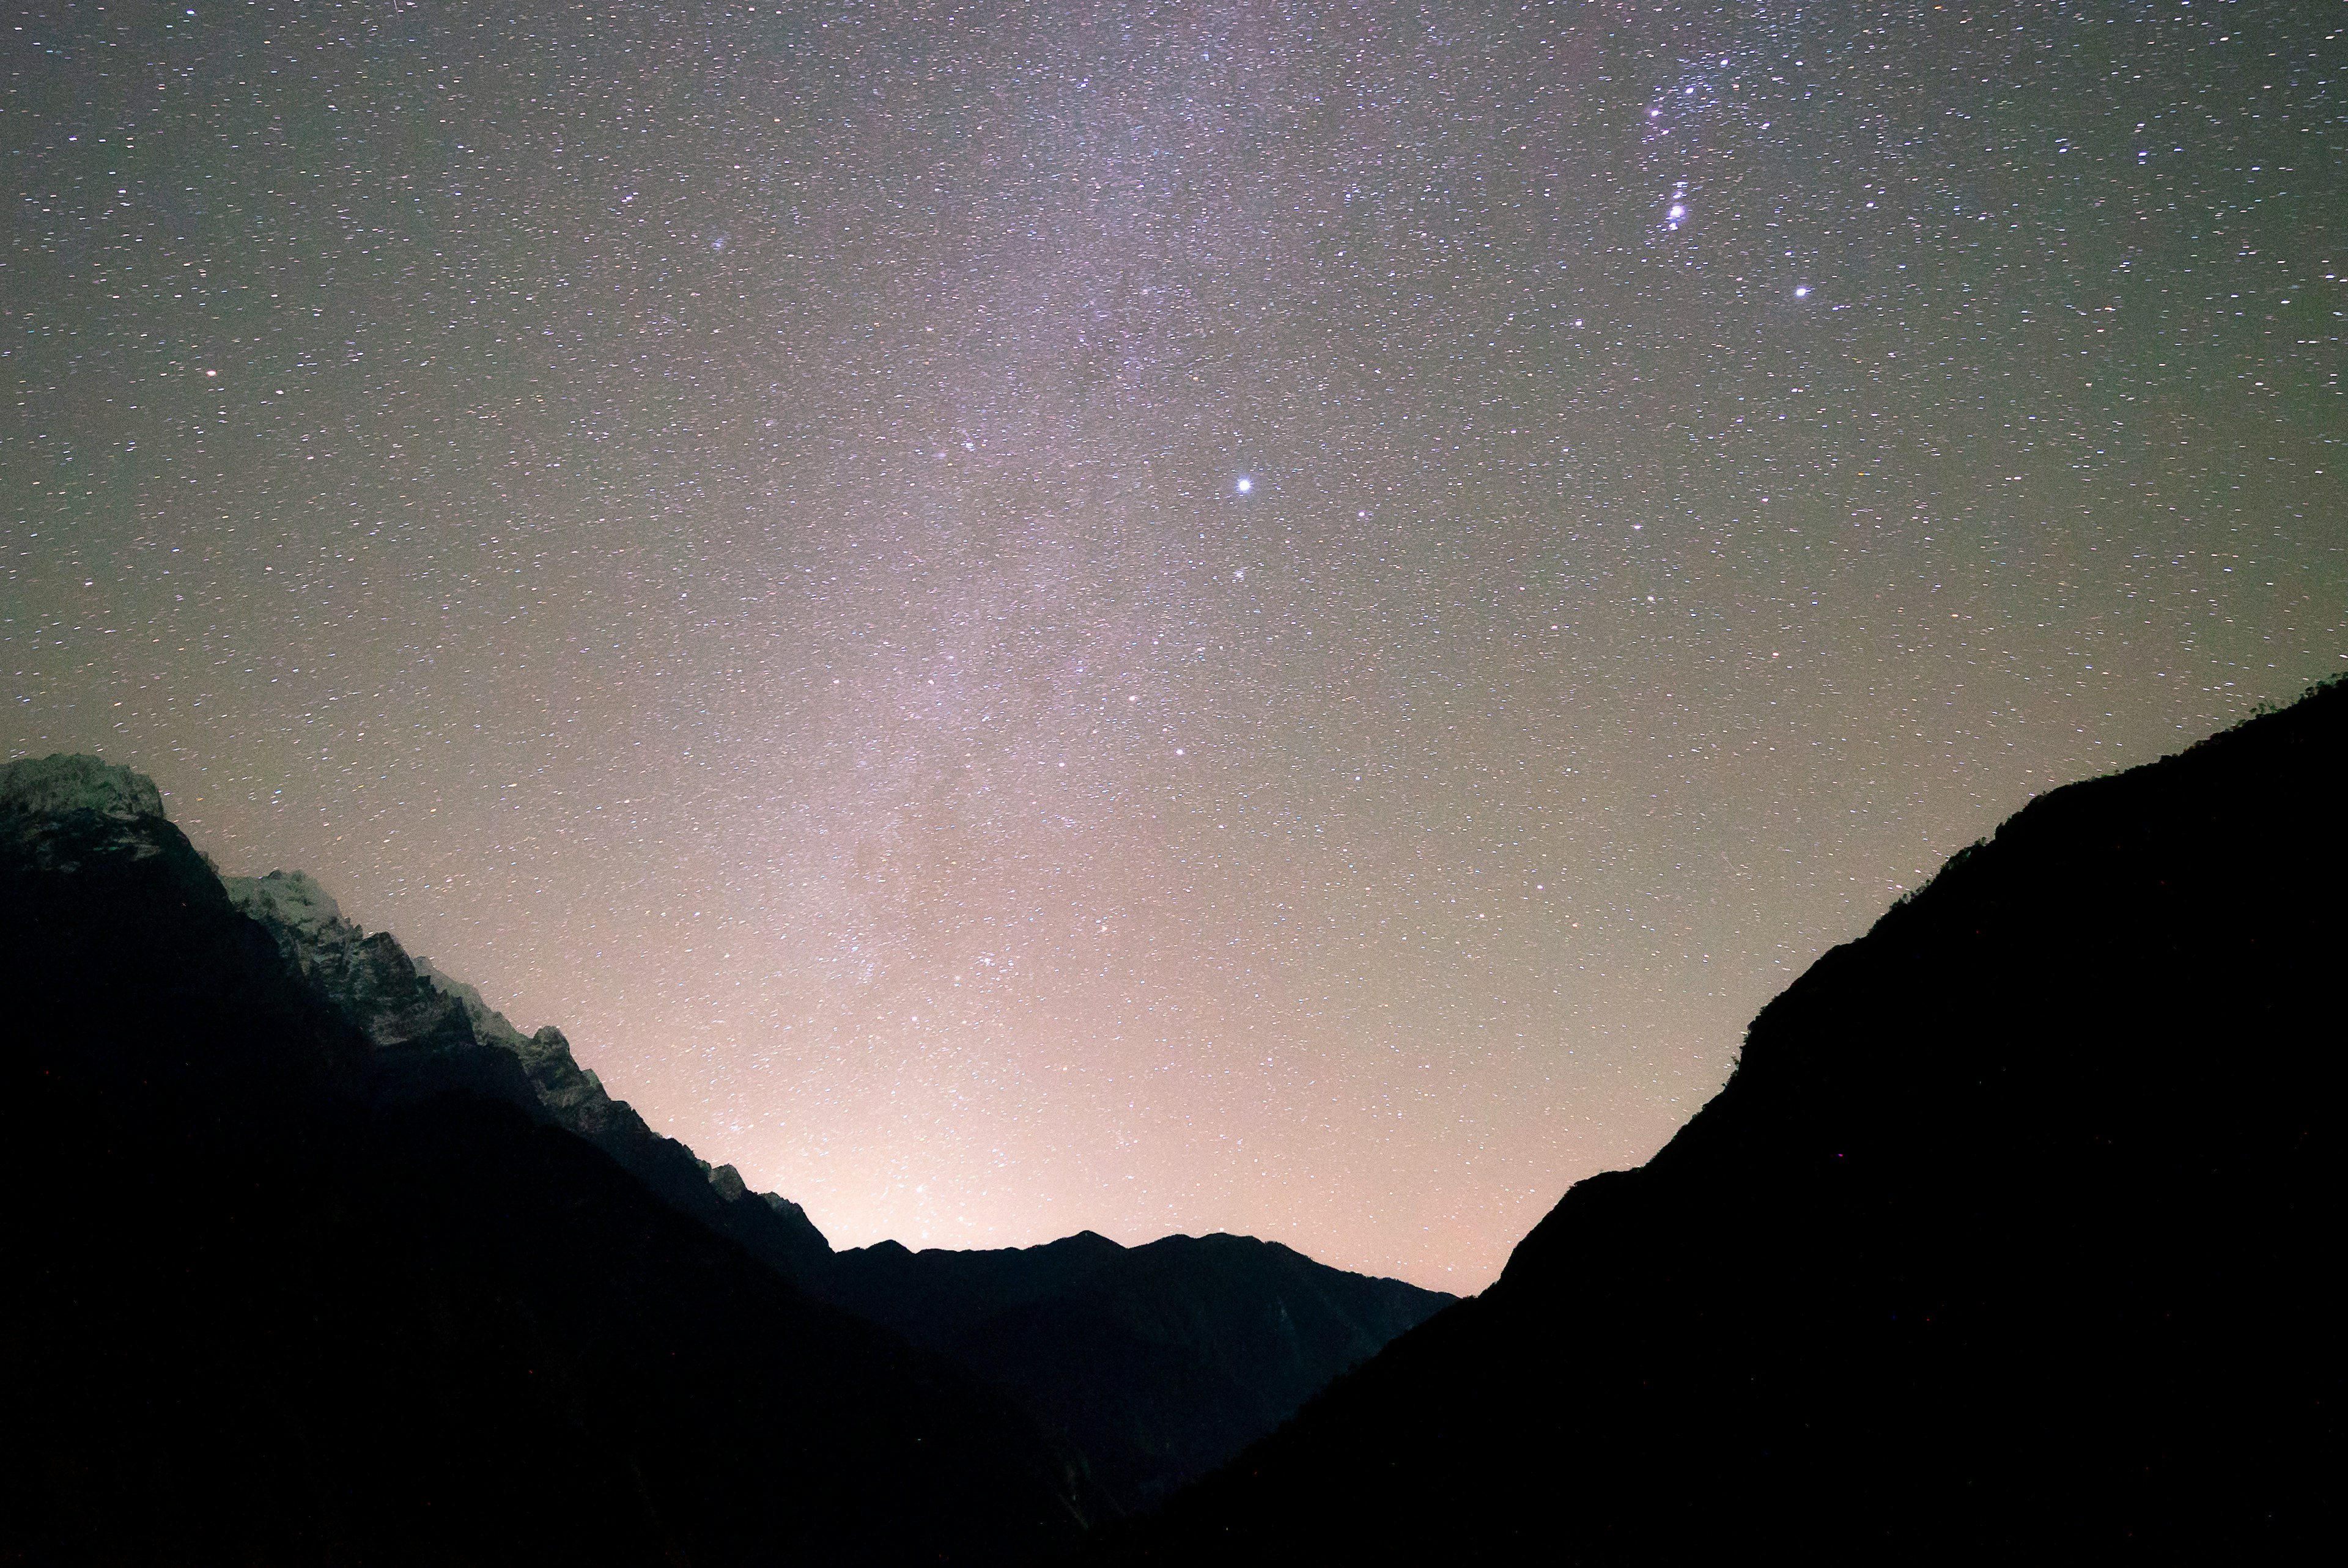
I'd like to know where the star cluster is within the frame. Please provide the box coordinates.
[6,0,2341,1286]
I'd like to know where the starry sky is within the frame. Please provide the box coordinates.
[6,0,2341,1287]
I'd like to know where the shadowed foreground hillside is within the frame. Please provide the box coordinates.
[1112,679,2341,1558]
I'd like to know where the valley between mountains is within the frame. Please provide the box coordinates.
[4,676,2335,1560]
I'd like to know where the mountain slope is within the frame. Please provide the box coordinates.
[816,1231,1453,1511]
[218,854,1452,1520]
[0,753,1449,1558]
[1117,680,2342,1558]
[0,756,1088,1564]
[224,866,833,1279]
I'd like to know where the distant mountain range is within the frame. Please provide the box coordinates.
[0,753,1447,1561]
[1108,679,2342,1558]
[813,1229,1444,1512]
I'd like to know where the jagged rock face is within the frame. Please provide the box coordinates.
[222,869,831,1272]
[224,871,478,1059]
[229,873,645,1147]
[408,954,646,1140]
[0,754,165,820]
[220,866,342,936]
[514,1026,641,1138]
[409,955,633,1133]
[0,754,175,867]
[762,1190,819,1229]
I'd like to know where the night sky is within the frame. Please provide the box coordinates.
[6,0,2340,1287]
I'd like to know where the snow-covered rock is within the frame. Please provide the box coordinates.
[411,954,532,1051]
[224,870,476,1058]
[0,754,165,821]
[409,954,649,1139]
[0,754,175,866]
[227,868,827,1264]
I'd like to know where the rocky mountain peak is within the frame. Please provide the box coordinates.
[1,754,179,867]
[223,870,476,1060]
[221,868,345,938]
[411,954,533,1052]
[0,754,166,822]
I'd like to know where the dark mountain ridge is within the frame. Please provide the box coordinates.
[211,847,1453,1520]
[814,1229,1450,1511]
[222,863,834,1281]
[0,753,1448,1558]
[1114,679,2341,1558]
[1,754,1090,1563]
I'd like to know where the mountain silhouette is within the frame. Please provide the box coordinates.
[1110,678,2341,1558]
[217,857,1452,1520]
[0,753,1446,1560]
[224,865,835,1280]
[0,755,1090,1564]
[811,1229,1452,1512]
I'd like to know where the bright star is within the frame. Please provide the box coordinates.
[1795,285,1810,298]
[1235,476,1252,493]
